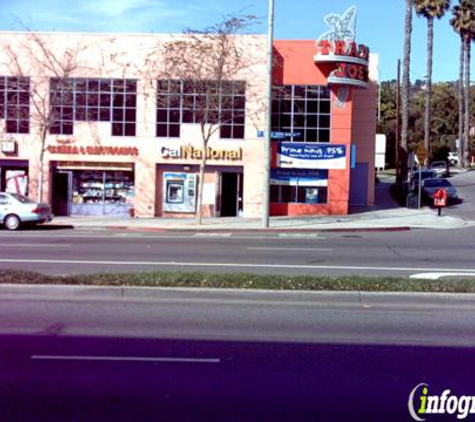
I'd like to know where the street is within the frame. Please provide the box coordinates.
[0,225,475,277]
[2,289,475,420]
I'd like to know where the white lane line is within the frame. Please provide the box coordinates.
[1,258,475,274]
[0,243,70,248]
[246,247,334,252]
[278,234,326,239]
[0,234,321,240]
[31,355,220,364]
[410,272,475,280]
[194,233,232,237]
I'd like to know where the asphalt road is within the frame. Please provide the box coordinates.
[2,289,475,421]
[0,225,475,278]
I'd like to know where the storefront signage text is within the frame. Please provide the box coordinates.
[277,143,347,170]
[161,146,242,161]
[314,40,369,89]
[48,145,139,156]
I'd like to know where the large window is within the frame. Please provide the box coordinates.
[156,80,246,139]
[0,76,30,134]
[270,185,328,204]
[271,85,331,143]
[50,78,137,136]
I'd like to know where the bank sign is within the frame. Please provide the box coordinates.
[277,143,347,169]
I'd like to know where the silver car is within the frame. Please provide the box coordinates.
[0,192,53,230]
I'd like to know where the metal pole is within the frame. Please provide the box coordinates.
[395,59,401,182]
[261,0,275,228]
[418,164,422,208]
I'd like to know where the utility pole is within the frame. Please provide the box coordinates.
[395,59,401,183]
[261,0,275,228]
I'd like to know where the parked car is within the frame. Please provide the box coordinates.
[410,169,437,191]
[0,192,53,231]
[429,160,450,177]
[421,178,458,204]
[448,152,459,166]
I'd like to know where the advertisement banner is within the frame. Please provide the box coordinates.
[270,169,328,187]
[277,143,347,169]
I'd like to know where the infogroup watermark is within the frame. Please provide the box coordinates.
[409,383,475,421]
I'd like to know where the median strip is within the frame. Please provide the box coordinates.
[2,269,475,293]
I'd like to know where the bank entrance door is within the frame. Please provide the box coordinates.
[53,171,72,216]
[219,172,243,217]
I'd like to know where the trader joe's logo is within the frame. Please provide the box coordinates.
[408,383,475,420]
[314,6,370,90]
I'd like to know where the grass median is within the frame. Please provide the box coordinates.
[1,269,475,293]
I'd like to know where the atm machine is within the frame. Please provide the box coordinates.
[162,172,197,213]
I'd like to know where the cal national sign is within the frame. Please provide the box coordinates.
[277,143,347,170]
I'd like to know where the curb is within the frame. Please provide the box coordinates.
[2,283,475,303]
[70,225,413,233]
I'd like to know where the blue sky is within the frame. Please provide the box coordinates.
[0,0,466,82]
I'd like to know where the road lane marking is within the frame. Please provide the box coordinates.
[410,272,475,280]
[278,233,326,238]
[246,247,334,252]
[31,355,220,364]
[0,243,70,247]
[194,233,232,237]
[0,234,325,240]
[1,258,475,274]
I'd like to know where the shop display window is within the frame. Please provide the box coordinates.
[72,170,135,205]
[270,185,328,204]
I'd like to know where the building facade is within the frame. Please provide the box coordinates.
[0,29,377,219]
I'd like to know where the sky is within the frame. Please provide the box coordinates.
[0,0,467,82]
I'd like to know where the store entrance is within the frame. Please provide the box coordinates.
[52,171,72,216]
[220,172,243,217]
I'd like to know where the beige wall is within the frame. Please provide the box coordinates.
[0,31,268,217]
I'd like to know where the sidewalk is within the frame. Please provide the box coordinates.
[50,207,473,233]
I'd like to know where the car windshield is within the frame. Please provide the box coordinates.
[424,179,451,187]
[9,193,36,204]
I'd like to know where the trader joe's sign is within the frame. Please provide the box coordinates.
[277,143,347,169]
[314,6,370,89]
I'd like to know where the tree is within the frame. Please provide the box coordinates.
[414,0,450,160]
[152,14,261,224]
[450,0,475,167]
[401,0,414,181]
[1,32,89,201]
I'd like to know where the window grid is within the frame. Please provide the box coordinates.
[0,76,30,134]
[156,80,246,139]
[271,85,331,143]
[50,78,137,136]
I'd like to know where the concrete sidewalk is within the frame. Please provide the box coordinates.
[49,175,474,232]
[50,207,473,232]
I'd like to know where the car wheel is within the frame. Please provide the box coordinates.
[4,214,21,231]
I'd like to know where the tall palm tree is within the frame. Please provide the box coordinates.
[451,0,475,168]
[414,0,450,161]
[401,0,413,181]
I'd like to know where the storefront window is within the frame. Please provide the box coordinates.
[271,84,331,143]
[72,170,134,206]
[271,185,328,204]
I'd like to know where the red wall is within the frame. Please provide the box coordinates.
[271,40,353,216]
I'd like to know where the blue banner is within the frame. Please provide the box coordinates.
[277,143,347,169]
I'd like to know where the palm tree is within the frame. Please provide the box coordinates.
[450,0,475,168]
[401,0,413,181]
[414,0,450,161]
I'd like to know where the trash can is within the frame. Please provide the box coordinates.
[406,193,418,209]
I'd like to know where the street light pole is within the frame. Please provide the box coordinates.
[261,0,275,228]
